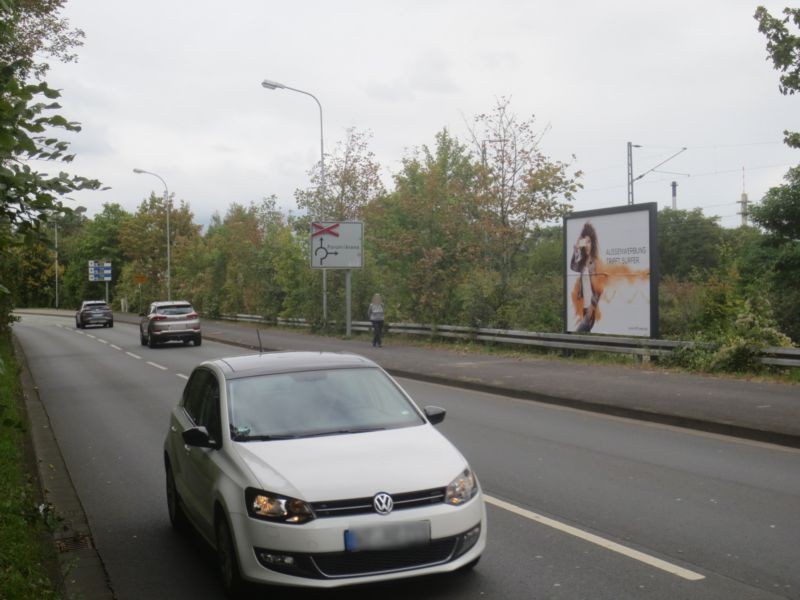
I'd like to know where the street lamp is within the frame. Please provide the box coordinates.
[261,78,328,320]
[133,168,171,300]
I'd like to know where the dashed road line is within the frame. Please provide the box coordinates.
[86,334,96,339]
[97,339,108,344]
[176,374,189,380]
[484,495,705,581]
[110,344,122,351]
[126,352,141,360]
[146,361,168,371]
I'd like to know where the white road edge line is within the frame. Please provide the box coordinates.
[126,352,141,359]
[176,374,189,380]
[484,495,705,581]
[146,361,168,371]
[110,344,122,351]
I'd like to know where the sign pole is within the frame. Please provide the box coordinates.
[345,270,352,338]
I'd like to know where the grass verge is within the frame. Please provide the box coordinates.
[0,335,59,599]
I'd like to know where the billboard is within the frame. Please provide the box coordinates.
[563,203,658,338]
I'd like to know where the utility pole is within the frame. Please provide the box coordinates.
[627,143,686,205]
[627,142,636,205]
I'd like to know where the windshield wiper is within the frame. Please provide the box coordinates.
[232,433,298,442]
[298,427,386,439]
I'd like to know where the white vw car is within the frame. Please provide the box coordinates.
[163,352,486,593]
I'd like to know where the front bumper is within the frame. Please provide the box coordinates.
[229,491,487,588]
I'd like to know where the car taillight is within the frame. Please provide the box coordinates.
[152,315,167,321]
[187,312,199,319]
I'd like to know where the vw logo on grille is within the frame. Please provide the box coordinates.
[373,492,394,515]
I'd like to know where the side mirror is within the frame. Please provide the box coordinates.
[182,426,218,449]
[424,406,446,425]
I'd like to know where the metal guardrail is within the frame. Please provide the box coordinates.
[219,314,800,368]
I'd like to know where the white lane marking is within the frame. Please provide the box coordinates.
[484,495,705,581]
[146,361,168,371]
[176,373,189,380]
[126,352,141,359]
[97,339,108,344]
[110,344,122,351]
[86,334,96,339]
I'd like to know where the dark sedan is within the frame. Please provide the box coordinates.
[75,301,113,328]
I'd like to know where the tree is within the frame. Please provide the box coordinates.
[1,1,99,327]
[365,129,480,324]
[295,128,386,220]
[117,194,199,305]
[467,98,581,325]
[754,6,800,147]
[748,166,800,341]
[657,208,724,279]
[0,0,85,80]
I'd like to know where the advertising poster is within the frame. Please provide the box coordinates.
[564,203,658,337]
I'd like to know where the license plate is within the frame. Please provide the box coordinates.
[344,521,430,552]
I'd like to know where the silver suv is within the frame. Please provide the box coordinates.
[140,301,201,348]
[76,300,113,328]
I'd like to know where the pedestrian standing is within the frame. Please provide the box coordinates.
[368,293,385,347]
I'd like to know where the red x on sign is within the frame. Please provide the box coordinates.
[311,222,340,238]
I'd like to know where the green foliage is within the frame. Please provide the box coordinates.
[0,336,59,599]
[749,165,800,241]
[1,1,100,327]
[664,297,792,373]
[658,208,724,278]
[754,5,800,147]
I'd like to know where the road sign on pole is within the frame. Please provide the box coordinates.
[309,221,363,269]
[88,260,112,282]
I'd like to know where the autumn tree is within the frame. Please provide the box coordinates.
[117,193,199,305]
[467,98,581,325]
[295,127,386,221]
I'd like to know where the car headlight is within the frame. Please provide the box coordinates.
[445,468,478,506]
[245,488,315,524]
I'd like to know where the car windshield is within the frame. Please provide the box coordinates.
[227,367,425,441]
[157,305,193,315]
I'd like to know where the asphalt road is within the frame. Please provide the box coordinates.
[13,314,800,600]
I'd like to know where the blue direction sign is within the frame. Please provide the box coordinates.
[88,260,112,282]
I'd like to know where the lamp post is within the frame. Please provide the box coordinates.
[261,78,328,321]
[133,168,171,300]
[54,219,59,309]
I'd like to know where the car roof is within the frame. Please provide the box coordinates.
[82,300,107,305]
[211,351,379,380]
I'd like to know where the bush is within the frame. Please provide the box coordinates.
[664,298,794,373]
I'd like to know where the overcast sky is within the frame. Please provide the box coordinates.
[46,0,798,229]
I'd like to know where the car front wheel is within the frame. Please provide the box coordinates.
[165,461,187,532]
[215,513,245,596]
